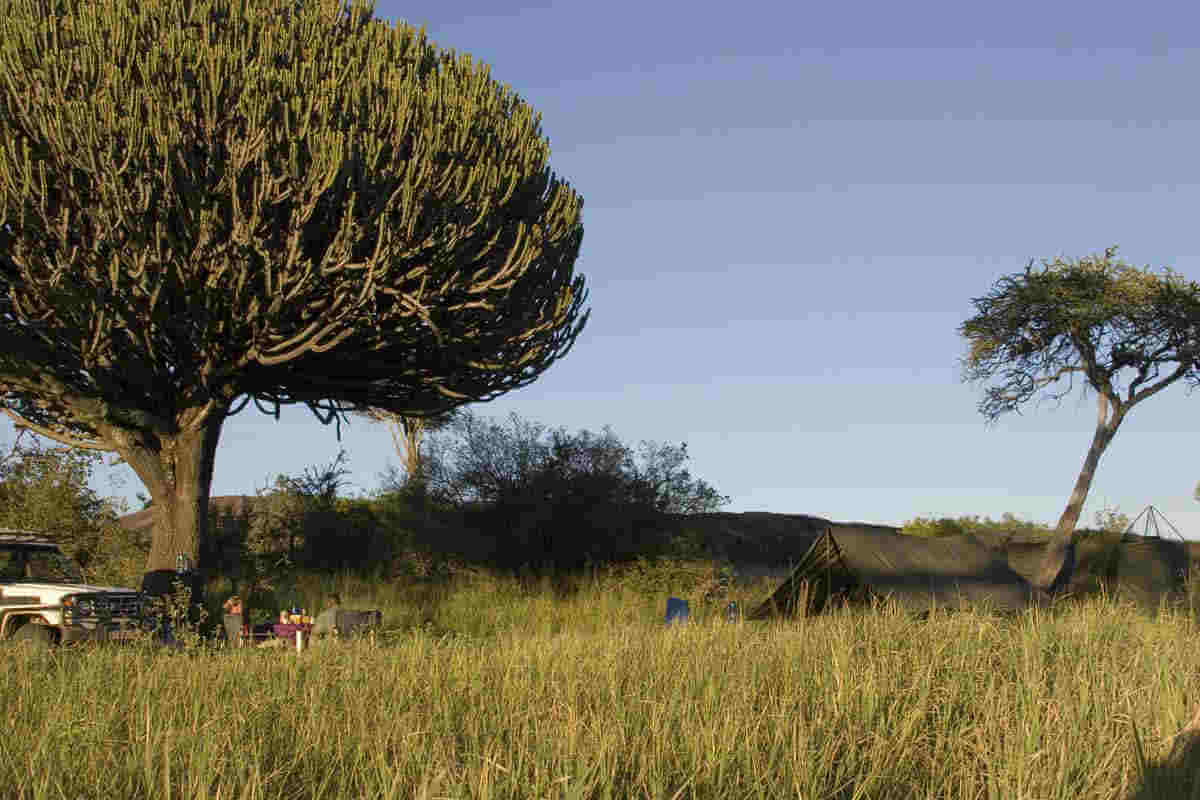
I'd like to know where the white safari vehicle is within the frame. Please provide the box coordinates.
[0,531,143,647]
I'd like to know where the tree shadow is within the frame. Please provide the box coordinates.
[1126,707,1200,800]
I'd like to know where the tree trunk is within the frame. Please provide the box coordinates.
[400,416,426,485]
[1035,393,1124,593]
[115,413,226,574]
[389,416,429,506]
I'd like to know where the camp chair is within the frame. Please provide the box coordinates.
[665,597,689,625]
[334,609,383,639]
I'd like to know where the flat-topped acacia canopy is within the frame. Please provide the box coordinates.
[960,249,1200,595]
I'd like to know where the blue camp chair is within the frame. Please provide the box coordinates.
[665,597,689,625]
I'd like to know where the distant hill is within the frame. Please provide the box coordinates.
[116,501,897,566]
[117,495,259,534]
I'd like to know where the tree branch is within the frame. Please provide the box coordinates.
[2,408,114,452]
[1129,360,1191,407]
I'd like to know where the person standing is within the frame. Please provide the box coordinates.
[313,593,342,638]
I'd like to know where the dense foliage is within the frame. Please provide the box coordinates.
[0,0,588,572]
[0,431,146,586]
[413,411,731,572]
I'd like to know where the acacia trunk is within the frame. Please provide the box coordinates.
[399,416,426,484]
[390,416,428,499]
[118,415,226,574]
[1035,394,1123,593]
[407,428,422,483]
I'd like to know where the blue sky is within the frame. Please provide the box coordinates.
[5,0,1200,536]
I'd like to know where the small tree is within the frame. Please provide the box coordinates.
[240,449,352,573]
[424,411,549,508]
[355,407,461,506]
[961,247,1200,592]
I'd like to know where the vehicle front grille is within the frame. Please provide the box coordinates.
[98,594,142,619]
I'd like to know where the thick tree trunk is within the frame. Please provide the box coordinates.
[1035,393,1123,593]
[115,414,226,574]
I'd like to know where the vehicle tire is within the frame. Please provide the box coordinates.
[10,622,56,649]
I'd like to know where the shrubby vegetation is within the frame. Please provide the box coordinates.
[193,410,732,591]
[1,408,731,623]
[6,412,1153,612]
[901,506,1133,540]
[901,512,1052,539]
[413,410,730,573]
[0,431,147,586]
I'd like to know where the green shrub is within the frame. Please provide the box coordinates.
[902,512,1055,540]
[0,431,148,585]
[420,411,729,573]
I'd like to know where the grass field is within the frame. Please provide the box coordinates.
[3,563,1199,800]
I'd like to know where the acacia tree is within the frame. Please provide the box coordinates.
[355,405,460,500]
[961,247,1200,593]
[0,0,588,573]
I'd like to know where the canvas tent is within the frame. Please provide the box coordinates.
[968,529,1052,588]
[749,525,1048,619]
[666,512,840,566]
[972,529,1193,612]
[1071,533,1190,610]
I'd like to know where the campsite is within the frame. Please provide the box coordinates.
[3,0,1200,797]
[7,494,1200,799]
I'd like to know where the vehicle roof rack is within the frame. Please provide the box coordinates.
[0,530,58,546]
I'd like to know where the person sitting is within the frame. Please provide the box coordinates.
[222,595,245,647]
[312,593,342,638]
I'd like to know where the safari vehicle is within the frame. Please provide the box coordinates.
[0,531,144,647]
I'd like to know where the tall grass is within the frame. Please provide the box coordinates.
[2,563,1198,799]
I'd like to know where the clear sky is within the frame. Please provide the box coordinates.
[5,0,1200,536]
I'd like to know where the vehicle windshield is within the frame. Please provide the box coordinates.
[0,546,85,583]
